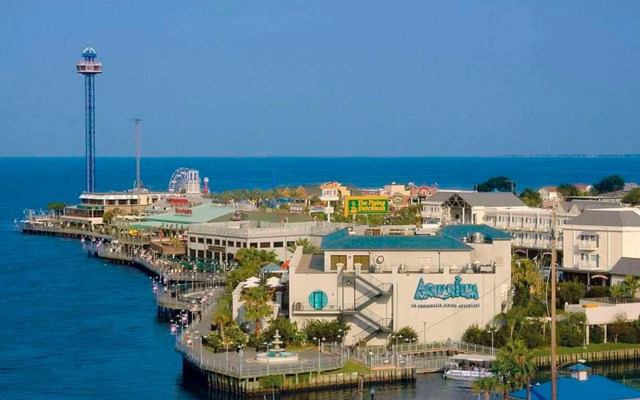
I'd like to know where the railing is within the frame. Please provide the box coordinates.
[575,261,599,270]
[291,301,342,313]
[576,241,598,250]
[401,265,443,274]
[176,341,345,379]
[22,223,111,239]
[350,308,392,330]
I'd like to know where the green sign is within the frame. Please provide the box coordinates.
[344,196,389,216]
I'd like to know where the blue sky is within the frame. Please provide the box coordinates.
[1,1,639,157]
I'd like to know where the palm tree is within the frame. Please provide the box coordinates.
[472,376,499,400]
[213,295,232,342]
[624,275,640,298]
[242,286,272,335]
[287,238,321,255]
[511,340,536,400]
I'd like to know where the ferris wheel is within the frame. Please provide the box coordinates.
[168,167,192,193]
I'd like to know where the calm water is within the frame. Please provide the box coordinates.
[2,156,640,399]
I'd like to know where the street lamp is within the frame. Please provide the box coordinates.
[264,341,271,374]
[405,338,415,366]
[338,329,345,364]
[392,334,403,367]
[313,336,325,375]
[488,326,498,355]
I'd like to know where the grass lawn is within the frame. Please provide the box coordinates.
[532,343,640,357]
[321,360,370,375]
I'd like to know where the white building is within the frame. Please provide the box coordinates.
[483,200,623,253]
[288,225,512,346]
[561,208,640,284]
[421,191,526,226]
[187,220,345,261]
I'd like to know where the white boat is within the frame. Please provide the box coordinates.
[443,354,495,381]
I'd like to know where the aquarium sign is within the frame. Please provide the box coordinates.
[413,275,479,301]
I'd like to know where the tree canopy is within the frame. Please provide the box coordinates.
[519,188,541,207]
[46,202,66,216]
[593,174,624,194]
[476,176,516,193]
[622,188,640,206]
[557,183,580,198]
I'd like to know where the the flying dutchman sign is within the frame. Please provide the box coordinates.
[413,275,479,301]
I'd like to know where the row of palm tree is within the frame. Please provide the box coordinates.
[472,339,536,400]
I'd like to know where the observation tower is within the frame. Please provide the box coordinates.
[76,46,103,193]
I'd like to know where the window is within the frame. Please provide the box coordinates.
[222,240,226,246]
[308,290,328,310]
[330,255,347,271]
[273,242,284,248]
[189,237,195,243]
[197,250,204,258]
[197,237,204,244]
[214,239,220,245]
[353,255,370,270]
[206,239,212,245]
[260,242,270,248]
[287,241,295,248]
[250,243,258,248]
[236,241,242,248]
[189,249,196,257]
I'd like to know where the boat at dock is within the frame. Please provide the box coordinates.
[442,354,495,381]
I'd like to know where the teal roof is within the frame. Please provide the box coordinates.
[146,204,235,225]
[510,375,640,400]
[440,224,512,241]
[321,229,472,251]
[568,363,592,371]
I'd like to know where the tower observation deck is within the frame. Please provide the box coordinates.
[76,46,102,193]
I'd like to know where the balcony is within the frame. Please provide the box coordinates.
[291,301,342,314]
[576,241,598,251]
[575,261,599,270]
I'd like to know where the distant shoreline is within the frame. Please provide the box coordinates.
[1,154,640,159]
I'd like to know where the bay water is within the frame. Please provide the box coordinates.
[2,156,640,399]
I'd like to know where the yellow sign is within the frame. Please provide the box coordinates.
[344,196,389,216]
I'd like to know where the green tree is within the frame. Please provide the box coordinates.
[303,319,350,343]
[519,188,542,207]
[262,318,300,346]
[557,183,580,198]
[46,202,66,216]
[213,294,232,342]
[622,188,640,206]
[624,276,640,298]
[609,312,629,343]
[387,326,419,348]
[472,376,500,400]
[476,176,516,193]
[390,205,421,225]
[287,238,321,255]
[242,286,272,336]
[556,281,586,308]
[611,284,628,299]
[102,208,123,225]
[510,340,536,400]
[593,174,625,194]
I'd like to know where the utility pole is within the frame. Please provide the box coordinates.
[132,118,142,191]
[550,201,558,400]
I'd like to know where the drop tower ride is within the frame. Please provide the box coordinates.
[76,46,102,193]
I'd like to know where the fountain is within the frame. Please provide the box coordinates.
[255,329,299,363]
